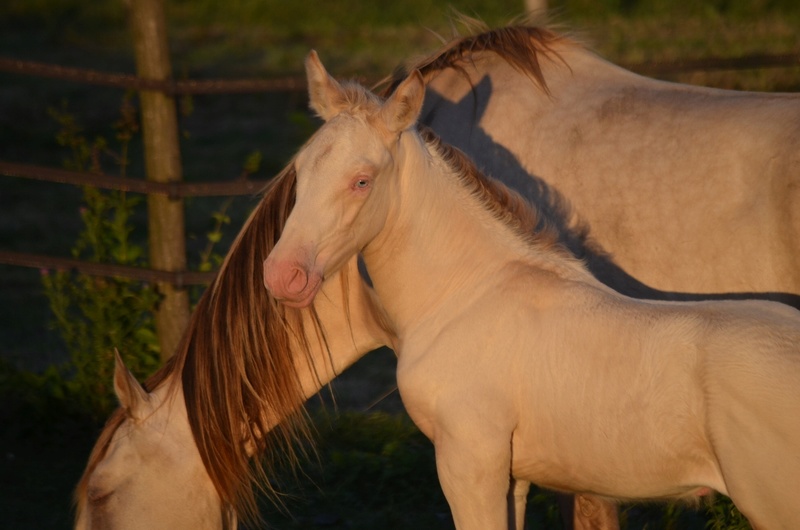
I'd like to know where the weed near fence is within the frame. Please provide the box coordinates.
[39,99,162,418]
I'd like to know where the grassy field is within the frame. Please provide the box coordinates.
[1,1,799,528]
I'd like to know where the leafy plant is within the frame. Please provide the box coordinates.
[196,150,261,274]
[705,495,751,530]
[40,95,161,419]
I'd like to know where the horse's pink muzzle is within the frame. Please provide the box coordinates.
[263,256,322,309]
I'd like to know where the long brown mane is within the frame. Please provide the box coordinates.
[75,164,318,529]
[381,21,570,97]
[179,164,316,527]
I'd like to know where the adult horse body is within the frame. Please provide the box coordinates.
[74,172,392,529]
[410,25,800,304]
[264,53,800,530]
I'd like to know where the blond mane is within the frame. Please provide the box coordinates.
[75,164,320,529]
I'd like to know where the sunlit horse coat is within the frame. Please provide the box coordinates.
[78,24,800,530]
[264,51,800,530]
[392,26,800,528]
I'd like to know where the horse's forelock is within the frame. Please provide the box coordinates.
[338,81,384,115]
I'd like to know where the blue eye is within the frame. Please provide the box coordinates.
[355,178,370,189]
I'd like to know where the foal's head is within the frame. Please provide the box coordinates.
[263,51,425,307]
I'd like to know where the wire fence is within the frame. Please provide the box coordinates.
[1,51,799,284]
[0,161,269,198]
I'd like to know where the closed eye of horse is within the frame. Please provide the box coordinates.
[86,489,113,506]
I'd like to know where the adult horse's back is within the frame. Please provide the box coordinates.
[409,24,800,304]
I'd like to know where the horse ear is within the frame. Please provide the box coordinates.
[113,349,150,419]
[305,50,346,121]
[380,70,425,134]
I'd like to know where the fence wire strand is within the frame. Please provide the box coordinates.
[0,161,269,198]
[0,249,215,287]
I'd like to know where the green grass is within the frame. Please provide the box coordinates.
[3,0,799,77]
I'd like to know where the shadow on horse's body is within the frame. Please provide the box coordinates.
[422,78,800,309]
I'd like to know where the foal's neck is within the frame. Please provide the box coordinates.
[362,132,561,333]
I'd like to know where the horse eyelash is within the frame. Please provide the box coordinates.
[87,488,114,506]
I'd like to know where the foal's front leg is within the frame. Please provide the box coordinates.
[508,478,531,530]
[397,348,518,529]
[434,430,514,530]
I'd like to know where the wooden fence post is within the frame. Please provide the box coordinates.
[128,0,190,360]
[525,0,547,17]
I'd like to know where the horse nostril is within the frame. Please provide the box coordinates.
[286,267,309,294]
[263,256,311,299]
